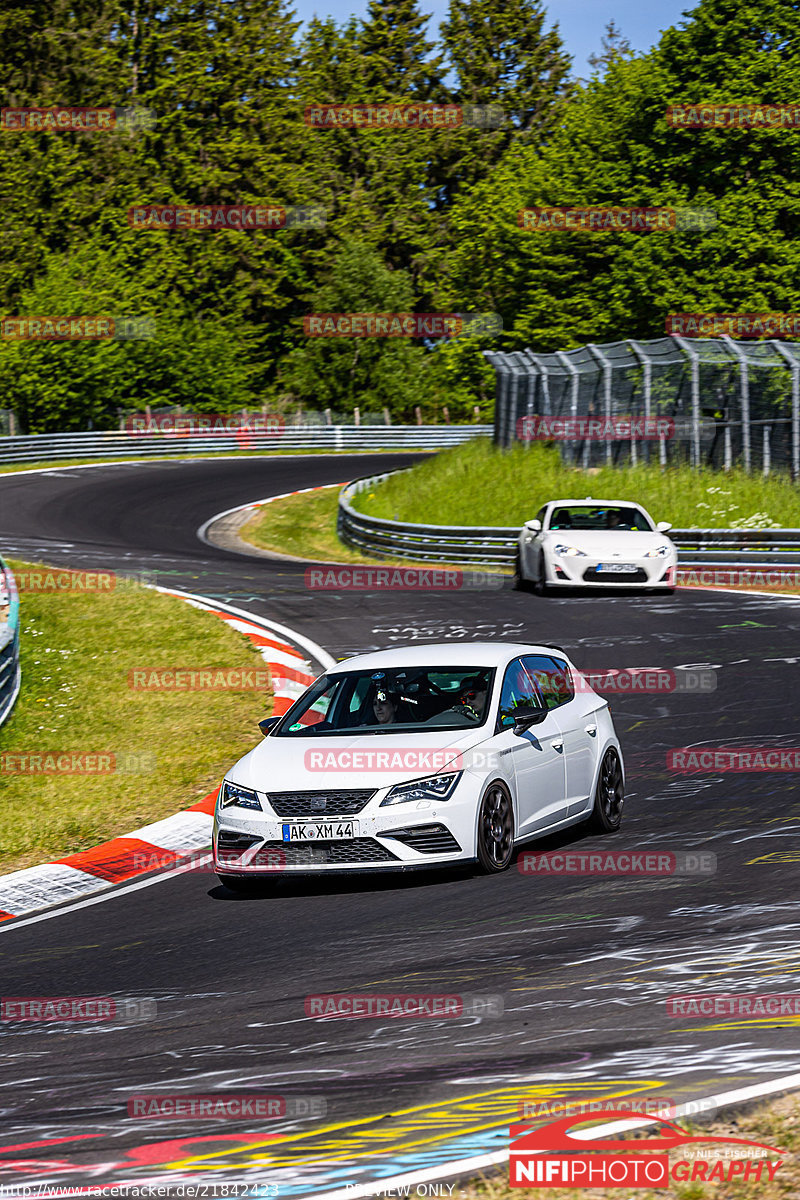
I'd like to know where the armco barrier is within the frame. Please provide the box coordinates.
[0,557,21,727]
[338,471,800,570]
[0,425,491,465]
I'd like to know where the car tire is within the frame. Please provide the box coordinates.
[513,550,530,592]
[586,748,624,833]
[534,551,549,596]
[476,781,515,872]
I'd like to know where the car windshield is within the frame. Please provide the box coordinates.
[273,667,495,735]
[547,505,653,532]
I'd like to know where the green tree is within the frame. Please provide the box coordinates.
[280,241,436,415]
[442,0,800,351]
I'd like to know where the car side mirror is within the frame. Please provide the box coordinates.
[524,519,542,532]
[258,716,280,736]
[512,704,549,734]
[657,521,672,533]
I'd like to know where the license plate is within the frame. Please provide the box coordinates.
[282,821,358,841]
[597,563,638,574]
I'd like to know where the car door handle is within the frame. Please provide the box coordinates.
[552,740,564,752]
[585,724,597,737]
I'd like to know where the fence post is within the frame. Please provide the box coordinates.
[442,406,450,424]
[473,405,480,423]
[763,425,771,478]
[555,351,579,467]
[720,335,751,471]
[324,408,332,426]
[724,426,732,471]
[353,406,360,427]
[628,339,652,465]
[772,342,800,480]
[586,343,613,466]
[415,406,423,425]
[671,335,701,468]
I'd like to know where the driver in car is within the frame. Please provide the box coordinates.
[458,675,489,721]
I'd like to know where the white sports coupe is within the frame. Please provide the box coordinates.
[515,498,676,593]
[213,642,624,887]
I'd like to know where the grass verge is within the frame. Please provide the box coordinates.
[459,1091,800,1200]
[0,562,271,873]
[239,487,473,570]
[351,439,800,529]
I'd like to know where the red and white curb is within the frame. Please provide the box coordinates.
[0,592,334,923]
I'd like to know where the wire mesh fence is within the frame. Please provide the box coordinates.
[486,337,800,478]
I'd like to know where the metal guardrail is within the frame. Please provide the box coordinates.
[339,471,800,569]
[0,425,492,465]
[0,557,21,727]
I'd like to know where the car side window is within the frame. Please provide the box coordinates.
[497,658,544,730]
[522,655,574,711]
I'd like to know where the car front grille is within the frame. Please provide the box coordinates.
[259,838,400,865]
[381,824,462,854]
[266,790,376,818]
[583,566,649,583]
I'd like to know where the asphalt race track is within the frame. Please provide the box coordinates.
[2,455,800,1194]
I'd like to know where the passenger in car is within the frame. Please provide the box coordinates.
[372,688,399,725]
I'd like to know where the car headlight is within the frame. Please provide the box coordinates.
[380,772,462,807]
[644,545,671,558]
[553,544,587,557]
[220,780,262,811]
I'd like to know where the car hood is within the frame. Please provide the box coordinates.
[226,726,492,793]
[543,530,667,556]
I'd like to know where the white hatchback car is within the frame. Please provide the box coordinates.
[213,642,624,887]
[515,498,676,593]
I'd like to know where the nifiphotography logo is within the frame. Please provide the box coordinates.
[509,1109,784,1187]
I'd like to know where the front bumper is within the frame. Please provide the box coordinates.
[545,555,676,588]
[213,783,484,874]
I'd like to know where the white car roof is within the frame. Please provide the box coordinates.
[544,498,650,510]
[329,642,572,673]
